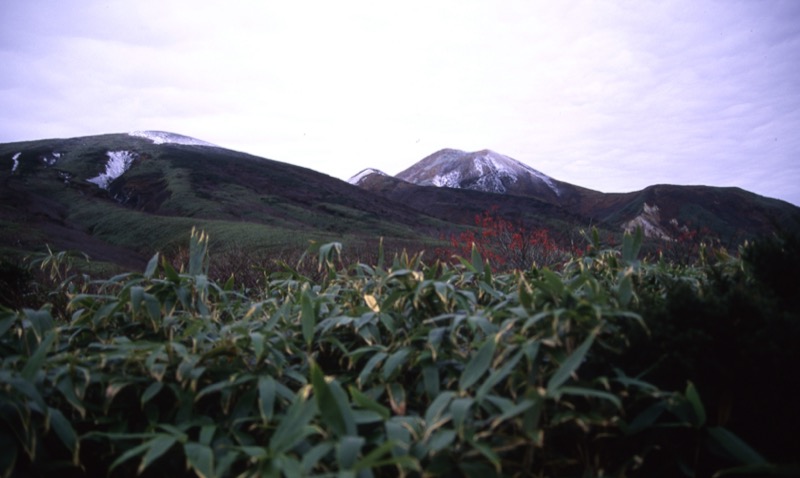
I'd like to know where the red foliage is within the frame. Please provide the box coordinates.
[437,206,568,270]
[657,222,720,264]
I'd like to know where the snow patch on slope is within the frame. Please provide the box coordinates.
[88,151,138,189]
[11,152,20,172]
[42,152,61,166]
[432,170,461,188]
[348,168,388,185]
[129,130,217,147]
[481,150,560,196]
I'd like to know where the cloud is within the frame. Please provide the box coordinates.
[1,0,799,205]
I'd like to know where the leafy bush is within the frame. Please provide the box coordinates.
[0,229,795,477]
[438,207,571,270]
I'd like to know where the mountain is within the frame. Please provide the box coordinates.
[355,148,800,243]
[0,131,447,268]
[2,132,799,271]
[347,168,389,186]
[396,149,570,203]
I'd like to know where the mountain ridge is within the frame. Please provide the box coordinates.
[2,131,799,269]
[352,147,800,242]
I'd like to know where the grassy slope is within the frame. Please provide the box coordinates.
[0,135,450,268]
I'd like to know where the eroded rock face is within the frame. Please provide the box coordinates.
[622,202,673,240]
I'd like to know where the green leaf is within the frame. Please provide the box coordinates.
[144,253,159,279]
[188,228,209,276]
[556,386,622,409]
[459,337,496,391]
[56,375,86,418]
[685,381,707,427]
[626,401,666,435]
[130,285,144,318]
[427,429,456,453]
[424,391,455,426]
[269,396,317,454]
[422,365,440,399]
[519,278,534,311]
[318,241,342,272]
[110,440,152,473]
[258,376,277,422]
[4,374,46,412]
[21,330,56,380]
[471,243,483,272]
[476,349,523,401]
[23,308,54,341]
[622,226,643,262]
[468,438,501,473]
[184,442,215,478]
[301,442,334,473]
[349,386,390,420]
[199,425,216,446]
[357,438,420,472]
[162,256,180,283]
[450,398,474,429]
[138,435,177,474]
[311,360,356,437]
[490,399,536,428]
[337,435,365,470]
[141,382,163,407]
[301,291,315,346]
[357,351,387,386]
[386,419,411,458]
[707,427,766,466]
[617,271,633,307]
[546,328,598,394]
[0,313,16,338]
[48,407,79,463]
[382,347,411,380]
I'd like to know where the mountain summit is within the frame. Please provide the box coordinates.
[395,148,562,201]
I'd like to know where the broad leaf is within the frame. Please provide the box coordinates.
[546,328,598,394]
[459,337,496,391]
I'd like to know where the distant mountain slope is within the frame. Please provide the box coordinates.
[355,148,800,243]
[3,133,799,270]
[0,132,447,266]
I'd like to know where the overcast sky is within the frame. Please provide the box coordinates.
[2,0,799,206]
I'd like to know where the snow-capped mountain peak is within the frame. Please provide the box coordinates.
[348,168,388,185]
[395,149,561,197]
[129,131,217,147]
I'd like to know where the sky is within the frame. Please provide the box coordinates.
[1,0,799,206]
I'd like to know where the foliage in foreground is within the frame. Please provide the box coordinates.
[1,229,797,477]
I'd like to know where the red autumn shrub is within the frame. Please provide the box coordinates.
[438,207,569,270]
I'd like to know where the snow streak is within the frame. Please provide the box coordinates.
[11,152,20,172]
[88,151,138,189]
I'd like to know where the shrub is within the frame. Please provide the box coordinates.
[0,229,793,477]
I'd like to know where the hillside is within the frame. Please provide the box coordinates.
[354,149,800,244]
[0,132,447,268]
[3,132,799,271]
